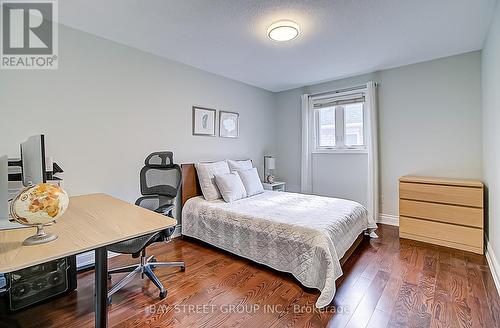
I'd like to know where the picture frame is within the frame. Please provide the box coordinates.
[192,106,216,136]
[219,111,239,138]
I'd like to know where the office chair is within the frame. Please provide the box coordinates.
[107,152,185,302]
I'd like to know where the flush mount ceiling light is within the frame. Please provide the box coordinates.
[267,20,300,42]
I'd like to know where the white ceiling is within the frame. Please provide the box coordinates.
[59,0,497,92]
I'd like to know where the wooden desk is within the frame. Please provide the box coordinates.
[0,193,177,328]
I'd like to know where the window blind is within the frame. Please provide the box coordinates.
[313,93,365,108]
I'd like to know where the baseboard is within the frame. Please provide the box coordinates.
[76,224,183,270]
[76,251,119,270]
[75,252,94,269]
[378,213,399,226]
[485,236,500,295]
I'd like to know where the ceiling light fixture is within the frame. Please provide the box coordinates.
[267,20,300,42]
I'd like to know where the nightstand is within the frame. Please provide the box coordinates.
[262,181,286,192]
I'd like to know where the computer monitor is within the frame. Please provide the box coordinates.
[0,155,8,220]
[21,134,46,187]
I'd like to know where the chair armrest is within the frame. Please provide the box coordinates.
[155,204,175,216]
[135,196,176,241]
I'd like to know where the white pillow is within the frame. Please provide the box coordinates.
[237,167,264,197]
[195,161,230,201]
[227,159,253,172]
[214,172,247,202]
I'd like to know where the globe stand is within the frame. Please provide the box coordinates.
[23,224,58,246]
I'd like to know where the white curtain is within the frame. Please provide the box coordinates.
[365,81,379,223]
[301,84,379,223]
[300,94,312,193]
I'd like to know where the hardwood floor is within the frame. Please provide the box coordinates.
[1,224,499,327]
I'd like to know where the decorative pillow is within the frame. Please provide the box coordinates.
[237,167,264,197]
[227,159,253,172]
[195,161,230,201]
[214,172,247,202]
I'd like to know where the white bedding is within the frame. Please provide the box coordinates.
[181,191,377,308]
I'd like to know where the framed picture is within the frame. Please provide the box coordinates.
[219,111,239,138]
[192,106,216,136]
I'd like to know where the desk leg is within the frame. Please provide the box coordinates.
[95,247,108,328]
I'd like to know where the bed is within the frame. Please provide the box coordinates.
[180,164,378,308]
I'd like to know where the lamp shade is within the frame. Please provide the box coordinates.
[265,156,276,170]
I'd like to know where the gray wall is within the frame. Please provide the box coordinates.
[275,52,483,216]
[0,25,276,207]
[274,87,304,192]
[0,24,484,222]
[482,2,500,259]
[312,154,368,205]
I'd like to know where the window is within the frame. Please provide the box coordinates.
[313,96,365,151]
[317,106,336,147]
[344,103,364,147]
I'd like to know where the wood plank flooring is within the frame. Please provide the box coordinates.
[1,224,499,327]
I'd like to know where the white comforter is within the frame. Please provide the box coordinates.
[181,191,377,308]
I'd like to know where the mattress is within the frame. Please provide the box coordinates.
[181,191,377,308]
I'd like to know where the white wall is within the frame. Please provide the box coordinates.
[0,25,276,211]
[275,52,483,217]
[482,2,500,268]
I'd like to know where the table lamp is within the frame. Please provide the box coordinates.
[264,156,276,183]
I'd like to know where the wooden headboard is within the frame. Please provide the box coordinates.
[181,160,253,206]
[181,164,202,206]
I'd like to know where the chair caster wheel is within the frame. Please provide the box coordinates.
[107,297,112,305]
[159,291,167,299]
[181,266,186,272]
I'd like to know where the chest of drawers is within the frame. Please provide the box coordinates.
[399,176,484,254]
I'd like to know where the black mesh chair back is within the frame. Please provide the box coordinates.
[140,152,182,201]
[135,197,160,212]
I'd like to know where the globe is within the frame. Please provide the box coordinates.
[10,183,69,245]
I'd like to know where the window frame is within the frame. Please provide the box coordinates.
[312,100,367,154]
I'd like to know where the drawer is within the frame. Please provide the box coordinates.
[399,182,483,208]
[399,199,483,228]
[399,216,483,249]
